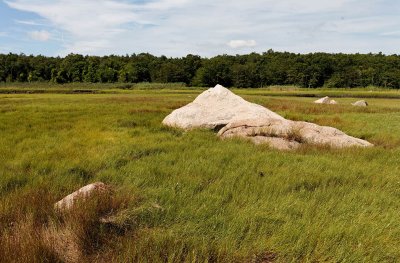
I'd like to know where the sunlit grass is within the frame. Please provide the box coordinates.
[0,87,400,262]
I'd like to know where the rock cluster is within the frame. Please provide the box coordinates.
[163,85,373,150]
[314,97,370,107]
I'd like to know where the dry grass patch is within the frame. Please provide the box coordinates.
[128,108,165,114]
[102,96,165,104]
[0,184,135,263]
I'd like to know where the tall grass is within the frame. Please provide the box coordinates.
[2,82,400,99]
[0,89,400,262]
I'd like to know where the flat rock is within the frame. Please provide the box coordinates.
[162,84,284,130]
[54,182,108,211]
[218,118,373,150]
[352,100,368,107]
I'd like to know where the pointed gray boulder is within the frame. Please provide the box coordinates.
[162,84,284,130]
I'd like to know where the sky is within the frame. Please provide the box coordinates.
[0,0,400,57]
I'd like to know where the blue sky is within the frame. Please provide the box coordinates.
[0,0,400,57]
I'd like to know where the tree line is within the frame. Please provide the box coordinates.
[1,50,400,88]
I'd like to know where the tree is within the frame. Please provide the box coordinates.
[199,56,233,87]
[158,61,186,83]
[182,54,202,85]
[1,51,400,88]
[59,54,86,82]
[232,63,259,88]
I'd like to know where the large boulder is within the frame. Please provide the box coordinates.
[218,118,373,150]
[352,100,368,107]
[162,84,284,130]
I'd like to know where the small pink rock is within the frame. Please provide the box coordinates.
[54,182,108,211]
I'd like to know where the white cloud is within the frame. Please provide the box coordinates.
[228,40,257,49]
[6,0,138,53]
[28,30,51,41]
[5,0,400,56]
[138,0,189,10]
[15,19,47,26]
[0,32,8,37]
[381,30,400,36]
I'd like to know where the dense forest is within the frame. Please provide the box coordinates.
[1,50,400,88]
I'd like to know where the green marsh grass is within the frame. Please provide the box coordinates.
[0,87,400,262]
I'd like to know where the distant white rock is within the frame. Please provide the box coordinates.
[314,96,331,104]
[314,96,338,104]
[352,100,368,107]
[162,84,284,130]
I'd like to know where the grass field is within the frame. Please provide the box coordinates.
[1,85,400,262]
